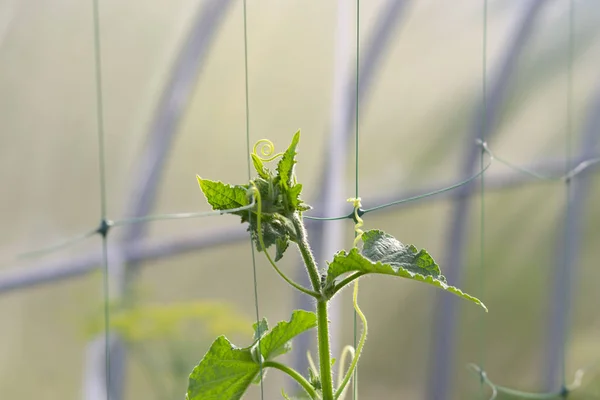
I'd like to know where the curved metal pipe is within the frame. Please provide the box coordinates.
[543,76,600,391]
[428,1,548,399]
[85,2,235,399]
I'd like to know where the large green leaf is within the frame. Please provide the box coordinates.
[326,230,487,311]
[187,310,318,400]
[197,177,248,213]
[277,130,300,189]
[187,336,258,400]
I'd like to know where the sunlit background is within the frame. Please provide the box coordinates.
[1,0,599,399]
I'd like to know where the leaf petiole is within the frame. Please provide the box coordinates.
[263,361,320,399]
[328,272,366,299]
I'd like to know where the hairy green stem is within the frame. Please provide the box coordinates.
[293,213,334,400]
[292,213,322,293]
[263,361,318,399]
[316,300,334,400]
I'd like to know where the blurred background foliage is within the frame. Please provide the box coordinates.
[1,0,599,399]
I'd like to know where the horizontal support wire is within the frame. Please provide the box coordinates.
[1,154,599,295]
[468,363,592,400]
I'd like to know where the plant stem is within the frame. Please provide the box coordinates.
[292,213,335,400]
[263,361,318,399]
[292,213,322,293]
[316,300,335,400]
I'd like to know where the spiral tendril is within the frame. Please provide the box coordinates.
[253,139,284,162]
[347,197,364,247]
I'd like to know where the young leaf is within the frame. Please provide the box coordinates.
[258,309,317,360]
[275,237,290,261]
[197,176,248,213]
[251,153,272,180]
[253,318,269,341]
[187,336,259,400]
[247,214,286,251]
[326,230,487,311]
[288,183,311,212]
[277,130,300,189]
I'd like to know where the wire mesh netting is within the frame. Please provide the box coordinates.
[1,1,600,399]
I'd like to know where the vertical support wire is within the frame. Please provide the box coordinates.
[242,2,264,399]
[91,0,111,398]
[560,0,574,391]
[478,0,488,397]
[353,1,360,398]
[428,2,547,398]
[545,0,579,393]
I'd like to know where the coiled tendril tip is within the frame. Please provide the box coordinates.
[253,139,284,162]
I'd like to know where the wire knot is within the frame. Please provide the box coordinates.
[96,219,113,237]
[559,385,569,398]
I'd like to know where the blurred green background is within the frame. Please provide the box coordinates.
[1,0,599,399]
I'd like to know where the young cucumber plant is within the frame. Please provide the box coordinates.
[187,131,487,400]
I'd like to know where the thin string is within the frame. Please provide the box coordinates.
[353,1,360,398]
[479,0,488,396]
[561,0,574,392]
[478,143,599,182]
[303,143,493,221]
[17,228,100,260]
[91,0,110,397]
[469,364,588,400]
[242,2,264,399]
[11,150,493,264]
[15,147,600,265]
[110,201,256,226]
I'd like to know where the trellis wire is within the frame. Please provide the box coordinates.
[242,1,265,398]
[5,151,599,294]
[299,0,354,386]
[87,2,236,398]
[2,3,600,399]
[549,2,575,390]
[90,0,111,396]
[293,0,421,381]
[353,0,360,398]
[428,1,547,398]
[478,0,488,397]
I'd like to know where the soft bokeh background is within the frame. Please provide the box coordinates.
[1,0,599,399]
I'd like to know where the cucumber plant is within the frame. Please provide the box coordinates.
[186,131,487,400]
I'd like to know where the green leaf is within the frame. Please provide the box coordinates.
[326,230,487,311]
[308,367,321,390]
[288,183,311,212]
[247,214,286,251]
[277,130,300,189]
[197,176,248,213]
[187,336,259,400]
[251,153,272,180]
[253,318,268,341]
[187,311,318,400]
[258,310,317,360]
[275,237,289,261]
